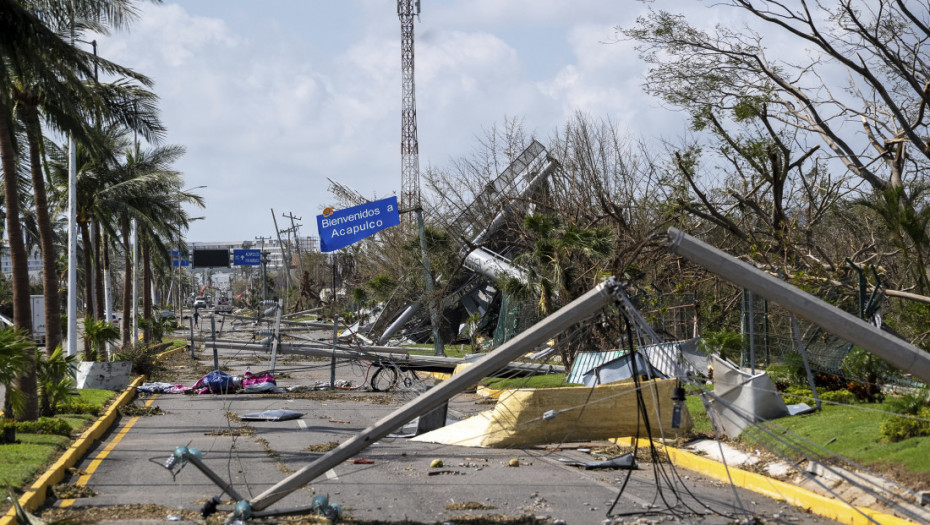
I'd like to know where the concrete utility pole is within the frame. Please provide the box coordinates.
[283,212,305,290]
[665,227,930,384]
[271,209,290,311]
[255,236,270,303]
[242,278,620,515]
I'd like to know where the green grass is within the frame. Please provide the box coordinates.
[685,393,930,477]
[746,402,930,474]
[70,388,114,407]
[685,395,714,435]
[0,389,116,491]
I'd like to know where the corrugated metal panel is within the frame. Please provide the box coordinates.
[567,350,625,384]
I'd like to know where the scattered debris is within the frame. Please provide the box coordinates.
[204,427,255,437]
[446,501,498,510]
[304,441,340,453]
[119,404,164,417]
[39,504,202,524]
[428,470,464,476]
[52,483,95,499]
[508,458,520,467]
[352,458,374,464]
[328,419,350,424]
[239,409,304,421]
[580,453,637,470]
[430,459,444,468]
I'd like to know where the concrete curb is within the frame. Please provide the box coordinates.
[613,437,913,525]
[1,375,143,525]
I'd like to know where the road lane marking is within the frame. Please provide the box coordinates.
[58,396,159,508]
[297,419,338,480]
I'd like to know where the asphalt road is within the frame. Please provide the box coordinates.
[42,326,841,524]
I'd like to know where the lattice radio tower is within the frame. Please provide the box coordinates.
[398,0,421,221]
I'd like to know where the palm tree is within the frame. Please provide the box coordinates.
[94,141,199,346]
[0,326,34,440]
[507,214,614,315]
[81,318,118,361]
[1,0,163,419]
[16,103,64,356]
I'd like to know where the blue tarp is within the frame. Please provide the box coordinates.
[194,370,237,394]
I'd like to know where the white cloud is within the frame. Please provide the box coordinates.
[93,1,715,242]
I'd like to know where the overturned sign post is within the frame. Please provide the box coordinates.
[235,278,622,518]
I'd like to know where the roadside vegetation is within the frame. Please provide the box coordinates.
[0,388,116,492]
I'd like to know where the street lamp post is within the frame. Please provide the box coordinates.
[66,37,97,356]
[175,188,205,319]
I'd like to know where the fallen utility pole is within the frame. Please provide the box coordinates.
[666,227,930,384]
[206,339,565,377]
[239,277,620,517]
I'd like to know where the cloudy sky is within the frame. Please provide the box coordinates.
[95,0,735,244]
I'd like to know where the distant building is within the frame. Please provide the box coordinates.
[0,246,44,278]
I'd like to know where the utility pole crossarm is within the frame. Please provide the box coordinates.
[665,227,930,384]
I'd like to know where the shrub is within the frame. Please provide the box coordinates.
[819,389,857,405]
[781,385,814,405]
[842,347,891,402]
[767,363,793,391]
[15,417,72,436]
[112,343,162,378]
[880,406,930,442]
[37,346,78,417]
[56,401,100,416]
[880,390,930,442]
[782,385,859,406]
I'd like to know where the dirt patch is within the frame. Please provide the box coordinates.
[865,460,930,491]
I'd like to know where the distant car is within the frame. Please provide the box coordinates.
[193,297,207,309]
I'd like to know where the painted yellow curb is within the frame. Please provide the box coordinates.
[0,376,144,525]
[155,344,186,361]
[475,385,507,399]
[612,437,913,525]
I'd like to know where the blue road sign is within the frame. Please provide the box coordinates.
[317,196,400,252]
[170,250,190,267]
[233,249,262,266]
